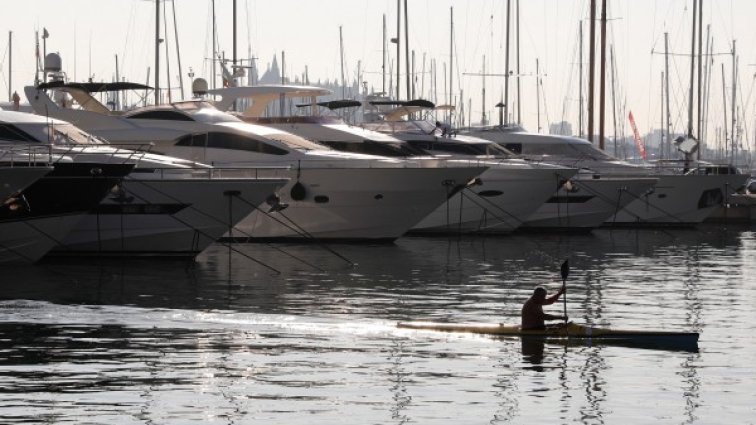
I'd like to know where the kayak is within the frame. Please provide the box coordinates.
[397,321,699,352]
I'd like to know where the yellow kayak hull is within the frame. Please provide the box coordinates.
[397,322,699,352]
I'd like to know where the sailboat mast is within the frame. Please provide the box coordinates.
[449,6,454,117]
[664,32,671,159]
[163,0,172,103]
[536,58,541,133]
[660,70,664,159]
[280,51,285,115]
[579,22,583,138]
[155,0,160,105]
[382,14,386,94]
[504,0,511,125]
[611,44,619,157]
[598,0,607,150]
[404,0,410,100]
[696,0,703,158]
[698,25,713,152]
[432,58,436,104]
[7,31,11,102]
[731,40,737,164]
[115,55,120,109]
[339,26,346,98]
[687,0,697,138]
[421,52,426,98]
[171,0,184,100]
[395,0,401,100]
[211,0,216,90]
[516,0,521,125]
[411,50,415,99]
[233,0,237,66]
[721,63,728,160]
[587,0,597,144]
[482,55,486,125]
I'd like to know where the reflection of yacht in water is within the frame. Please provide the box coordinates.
[463,125,747,226]
[205,85,578,234]
[26,82,485,241]
[1,110,287,256]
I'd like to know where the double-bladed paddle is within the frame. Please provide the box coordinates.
[560,259,569,325]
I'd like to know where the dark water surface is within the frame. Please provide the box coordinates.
[1,226,754,424]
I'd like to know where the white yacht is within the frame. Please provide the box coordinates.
[26,83,486,241]
[466,125,748,226]
[0,147,132,263]
[359,100,655,231]
[1,110,287,256]
[206,85,577,234]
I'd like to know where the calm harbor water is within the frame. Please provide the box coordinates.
[1,226,754,424]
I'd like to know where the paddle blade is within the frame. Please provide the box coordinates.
[560,260,569,281]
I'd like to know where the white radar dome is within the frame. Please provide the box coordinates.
[192,78,208,96]
[44,53,62,73]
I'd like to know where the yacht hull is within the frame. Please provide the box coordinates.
[52,178,286,256]
[0,215,86,263]
[233,166,486,241]
[0,167,52,201]
[0,162,132,263]
[523,177,658,230]
[606,173,749,225]
[410,164,577,234]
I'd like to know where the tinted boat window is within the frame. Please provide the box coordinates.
[407,140,481,155]
[175,132,288,155]
[321,140,425,157]
[0,124,39,143]
[504,143,522,154]
[129,110,195,121]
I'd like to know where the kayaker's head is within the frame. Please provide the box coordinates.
[532,287,547,302]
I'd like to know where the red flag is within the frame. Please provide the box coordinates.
[628,111,647,160]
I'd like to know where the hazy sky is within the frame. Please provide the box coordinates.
[3,0,756,144]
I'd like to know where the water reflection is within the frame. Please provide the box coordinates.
[387,339,411,424]
[0,226,752,423]
[520,338,547,369]
[490,341,520,424]
[578,347,607,425]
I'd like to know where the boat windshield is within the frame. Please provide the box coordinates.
[321,140,428,157]
[48,123,106,145]
[365,120,436,135]
[191,107,243,124]
[264,132,328,151]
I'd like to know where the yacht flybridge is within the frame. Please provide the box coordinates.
[466,125,748,226]
[204,84,580,234]
[26,83,486,241]
[1,110,288,256]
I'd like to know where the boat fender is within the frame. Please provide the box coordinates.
[562,180,580,193]
[266,193,289,213]
[466,177,483,187]
[290,181,307,201]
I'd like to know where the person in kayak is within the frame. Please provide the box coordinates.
[521,285,568,330]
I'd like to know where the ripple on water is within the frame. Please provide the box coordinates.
[0,229,753,423]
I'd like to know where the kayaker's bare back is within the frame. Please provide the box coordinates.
[521,285,567,330]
